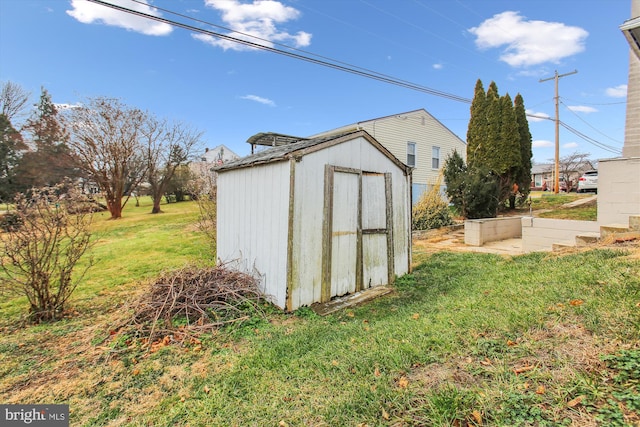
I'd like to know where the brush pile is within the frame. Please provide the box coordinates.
[132,264,264,338]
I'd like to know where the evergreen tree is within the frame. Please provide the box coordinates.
[18,88,77,191]
[496,93,522,205]
[465,80,530,211]
[466,79,486,168]
[0,113,26,203]
[514,93,532,197]
[443,150,499,219]
[482,82,502,172]
[442,150,467,214]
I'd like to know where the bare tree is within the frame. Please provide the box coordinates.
[0,81,31,122]
[66,97,148,219]
[546,152,595,191]
[0,184,95,322]
[142,117,202,213]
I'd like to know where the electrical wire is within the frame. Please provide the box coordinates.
[86,0,620,154]
[558,121,621,155]
[561,97,626,106]
[88,0,473,103]
[560,100,624,144]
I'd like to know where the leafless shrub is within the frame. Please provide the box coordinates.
[0,184,95,322]
[188,172,217,256]
[131,264,263,341]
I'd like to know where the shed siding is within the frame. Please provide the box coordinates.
[217,161,290,308]
[289,135,410,309]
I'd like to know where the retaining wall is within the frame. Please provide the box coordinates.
[521,217,600,253]
[464,217,522,246]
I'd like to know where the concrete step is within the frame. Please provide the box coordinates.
[576,232,600,247]
[600,224,631,239]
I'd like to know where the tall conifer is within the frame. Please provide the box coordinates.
[19,88,76,190]
[514,93,532,196]
[466,79,486,168]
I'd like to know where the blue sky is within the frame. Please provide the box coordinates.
[0,0,632,163]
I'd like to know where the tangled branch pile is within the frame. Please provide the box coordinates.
[132,265,264,338]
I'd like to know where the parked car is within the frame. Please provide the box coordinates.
[546,178,568,192]
[577,170,598,193]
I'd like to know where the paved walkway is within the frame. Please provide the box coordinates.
[413,228,524,256]
[413,195,599,256]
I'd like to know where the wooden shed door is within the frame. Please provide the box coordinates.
[362,172,393,289]
[322,166,393,303]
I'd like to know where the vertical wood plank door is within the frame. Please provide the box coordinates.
[362,173,390,289]
[330,171,359,297]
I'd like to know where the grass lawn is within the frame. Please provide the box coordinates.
[1,197,638,426]
[517,192,598,221]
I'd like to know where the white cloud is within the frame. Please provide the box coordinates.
[606,84,627,98]
[563,142,579,149]
[533,140,553,148]
[432,63,443,70]
[469,11,588,67]
[526,109,550,122]
[567,105,597,113]
[241,94,275,106]
[66,0,172,36]
[195,0,311,51]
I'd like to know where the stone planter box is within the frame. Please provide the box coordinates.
[464,217,522,246]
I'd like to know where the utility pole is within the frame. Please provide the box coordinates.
[539,69,578,194]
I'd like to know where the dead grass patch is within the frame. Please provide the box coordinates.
[405,318,623,425]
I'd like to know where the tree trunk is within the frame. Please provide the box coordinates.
[151,199,162,214]
[107,198,123,219]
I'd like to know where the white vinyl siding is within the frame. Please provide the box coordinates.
[308,110,466,204]
[407,142,416,167]
[432,146,440,169]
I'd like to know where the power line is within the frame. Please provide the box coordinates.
[560,100,624,145]
[561,97,626,106]
[559,121,621,155]
[85,0,619,156]
[88,0,472,103]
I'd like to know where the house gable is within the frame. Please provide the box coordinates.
[308,109,466,204]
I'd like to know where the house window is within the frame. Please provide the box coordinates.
[432,146,440,169]
[407,142,416,167]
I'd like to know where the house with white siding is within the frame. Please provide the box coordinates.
[309,109,467,205]
[216,130,412,311]
[189,145,240,193]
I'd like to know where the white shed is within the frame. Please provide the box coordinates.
[216,130,412,311]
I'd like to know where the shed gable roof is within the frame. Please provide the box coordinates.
[215,130,411,175]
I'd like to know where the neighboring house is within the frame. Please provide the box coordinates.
[190,144,240,193]
[307,109,467,205]
[216,130,411,311]
[530,161,596,191]
[200,145,240,165]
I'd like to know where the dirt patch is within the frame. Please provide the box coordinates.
[405,318,627,425]
[408,357,478,390]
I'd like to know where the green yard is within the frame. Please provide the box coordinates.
[1,198,638,426]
